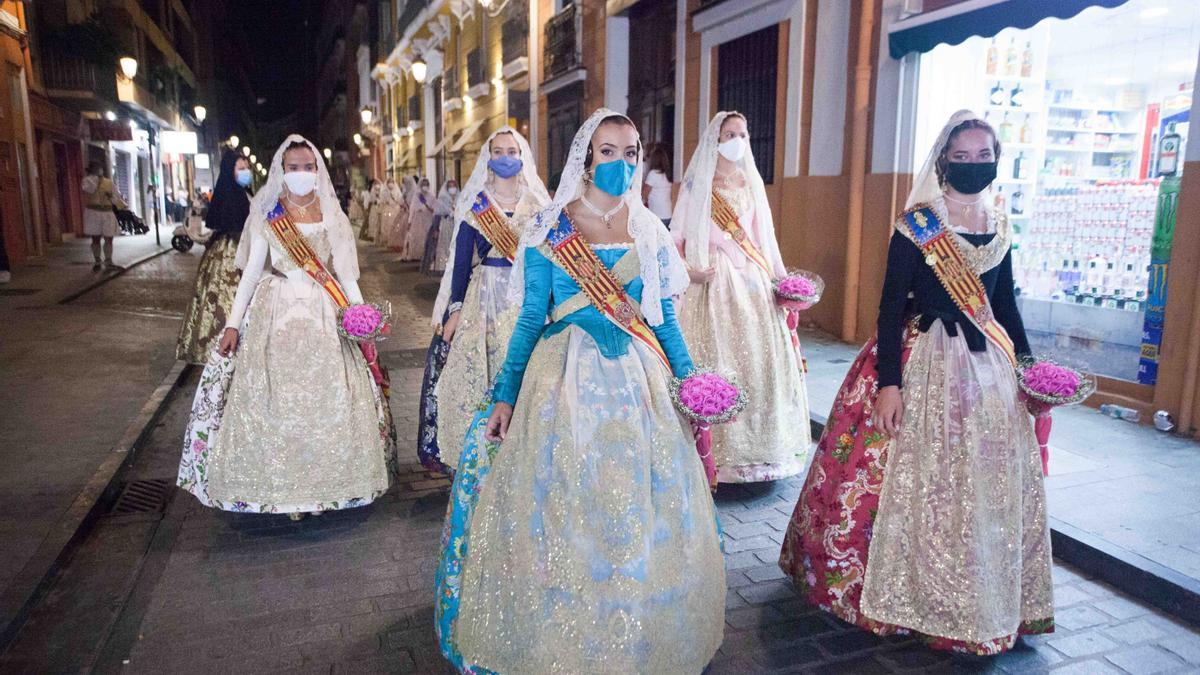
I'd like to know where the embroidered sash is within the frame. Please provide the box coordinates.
[267,202,392,396]
[470,191,520,261]
[545,214,671,370]
[711,189,774,278]
[897,205,1017,366]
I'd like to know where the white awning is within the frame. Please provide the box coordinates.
[449,117,491,153]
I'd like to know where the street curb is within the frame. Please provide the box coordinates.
[806,414,1200,628]
[0,360,192,652]
[54,246,172,305]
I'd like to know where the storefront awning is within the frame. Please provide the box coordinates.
[888,0,1129,59]
[449,117,491,153]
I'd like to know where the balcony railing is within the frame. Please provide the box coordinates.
[501,16,528,65]
[42,51,117,102]
[543,2,581,81]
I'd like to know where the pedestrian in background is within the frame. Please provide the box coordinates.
[176,150,254,364]
[81,160,126,271]
[643,142,674,228]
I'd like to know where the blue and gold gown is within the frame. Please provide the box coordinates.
[435,213,726,674]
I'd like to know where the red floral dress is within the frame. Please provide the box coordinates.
[777,323,1053,655]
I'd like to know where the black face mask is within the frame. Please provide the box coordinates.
[944,161,997,195]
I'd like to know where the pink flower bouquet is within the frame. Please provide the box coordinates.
[336,301,393,343]
[1016,358,1096,476]
[773,270,825,312]
[670,368,748,490]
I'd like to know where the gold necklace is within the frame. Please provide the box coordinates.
[285,193,318,216]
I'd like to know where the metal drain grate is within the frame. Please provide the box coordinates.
[0,288,39,296]
[108,478,173,515]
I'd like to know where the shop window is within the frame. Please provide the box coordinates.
[914,0,1200,384]
[717,24,778,184]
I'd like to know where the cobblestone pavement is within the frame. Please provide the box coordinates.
[44,246,1200,673]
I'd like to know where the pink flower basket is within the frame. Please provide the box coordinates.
[670,368,748,490]
[1016,358,1096,476]
[773,270,824,312]
[336,301,393,343]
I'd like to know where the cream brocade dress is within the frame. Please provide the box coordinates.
[677,185,811,483]
[177,219,396,513]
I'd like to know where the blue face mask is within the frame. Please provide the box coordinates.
[235,169,253,187]
[591,158,637,197]
[488,155,522,179]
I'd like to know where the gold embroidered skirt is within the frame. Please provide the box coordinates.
[859,321,1054,644]
[453,326,726,673]
[176,235,242,365]
[196,276,395,512]
[435,263,519,469]
[678,251,811,482]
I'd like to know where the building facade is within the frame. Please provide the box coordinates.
[373,0,1200,431]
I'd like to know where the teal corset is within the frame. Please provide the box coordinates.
[492,244,694,405]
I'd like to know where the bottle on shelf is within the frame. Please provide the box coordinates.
[1010,83,1026,108]
[1005,40,1019,76]
[987,38,999,75]
[1020,41,1034,78]
[999,112,1014,143]
[990,83,1007,106]
[1012,188,1025,215]
[1158,122,1181,177]
[1013,151,1027,180]
[1020,115,1033,144]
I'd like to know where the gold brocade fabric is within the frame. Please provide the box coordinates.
[435,260,519,469]
[205,230,391,510]
[176,235,242,364]
[859,324,1054,644]
[677,250,811,483]
[454,327,726,674]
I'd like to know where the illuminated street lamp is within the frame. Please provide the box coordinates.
[242,146,251,157]
[250,154,257,163]
[193,105,207,123]
[104,111,117,121]
[360,107,373,125]
[323,147,332,159]
[411,57,427,83]
[119,56,138,80]
[353,133,363,146]
[228,134,240,148]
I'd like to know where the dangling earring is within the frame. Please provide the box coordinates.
[583,169,594,185]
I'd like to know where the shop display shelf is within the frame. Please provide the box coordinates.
[1046,145,1091,152]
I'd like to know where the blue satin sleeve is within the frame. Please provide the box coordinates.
[492,247,552,406]
[650,296,695,379]
[448,222,477,307]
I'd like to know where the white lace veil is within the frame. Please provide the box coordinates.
[434,180,455,215]
[906,109,989,210]
[675,111,780,272]
[235,134,358,280]
[510,107,688,327]
[429,126,550,326]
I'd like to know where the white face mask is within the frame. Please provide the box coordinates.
[283,171,317,196]
[448,187,459,196]
[718,137,747,163]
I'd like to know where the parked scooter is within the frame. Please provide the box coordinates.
[171,205,212,253]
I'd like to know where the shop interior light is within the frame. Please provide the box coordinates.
[1103,76,1131,87]
[104,111,117,121]
[411,58,427,84]
[353,133,363,146]
[1139,6,1169,19]
[323,147,332,159]
[242,146,251,157]
[193,105,206,123]
[119,56,138,80]
[360,107,374,125]
[229,135,240,148]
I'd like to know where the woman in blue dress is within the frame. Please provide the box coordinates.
[435,109,726,673]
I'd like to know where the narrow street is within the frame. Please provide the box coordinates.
[0,240,1196,674]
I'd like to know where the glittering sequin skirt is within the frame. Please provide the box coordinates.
[678,252,810,482]
[176,276,398,513]
[419,215,443,276]
[441,327,727,674]
[176,235,241,364]
[779,321,1054,654]
[387,204,411,252]
[435,265,518,471]
[418,333,451,475]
